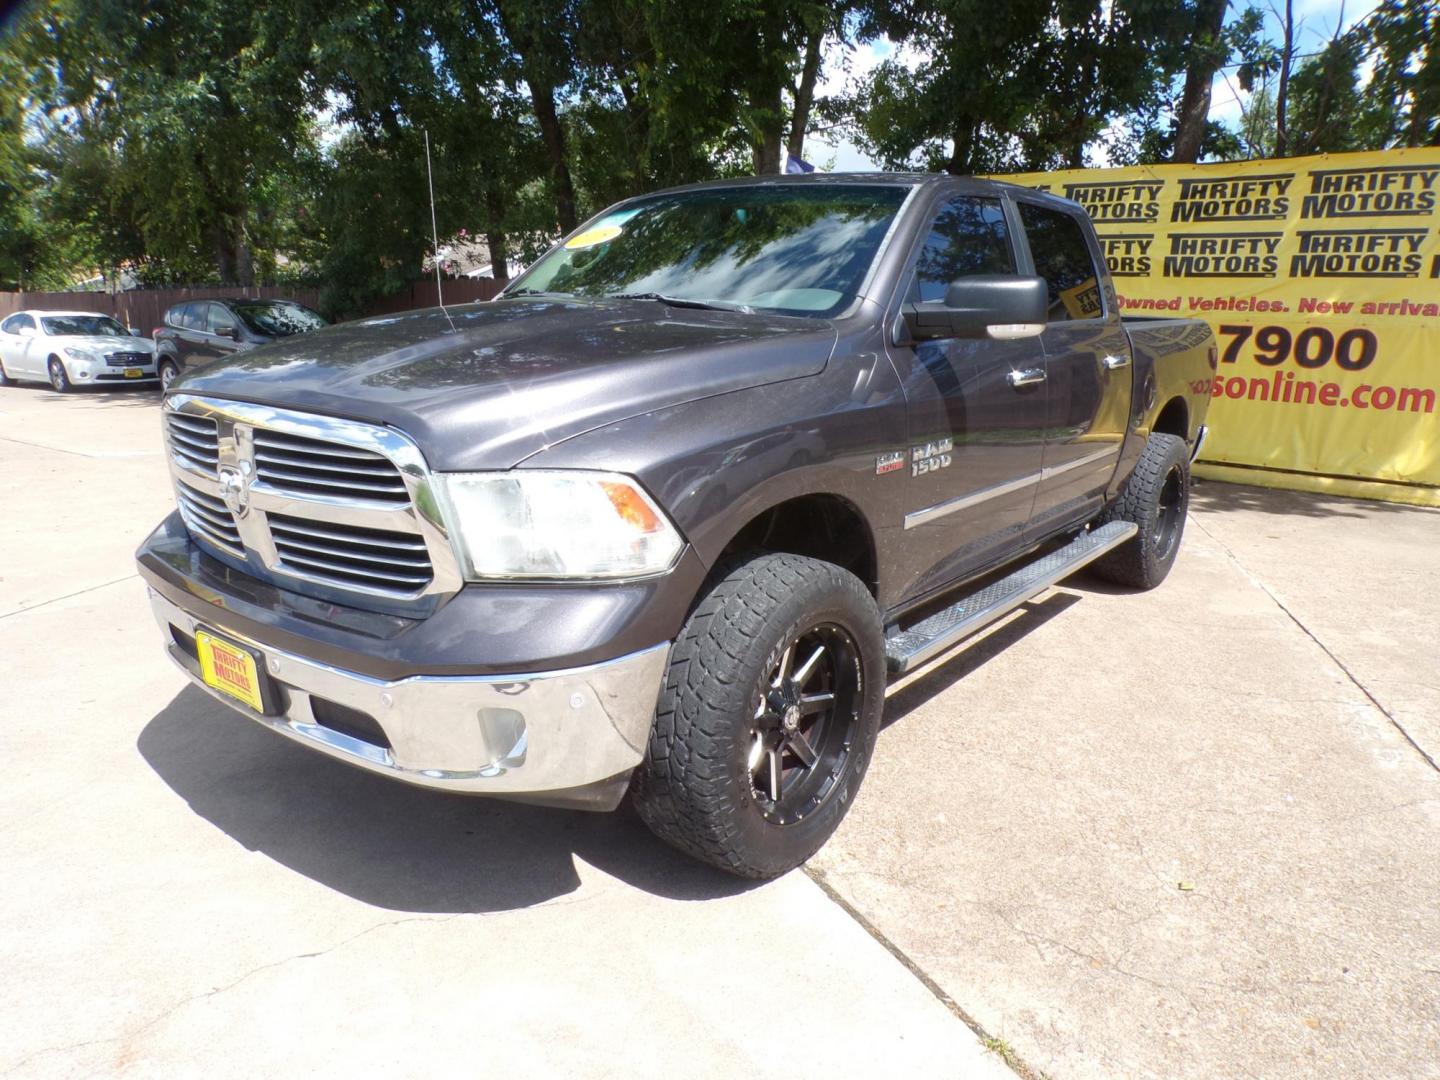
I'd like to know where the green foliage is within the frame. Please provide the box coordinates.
[1286,35,1368,155]
[1,0,1436,303]
[1239,85,1278,158]
[1356,0,1439,148]
[846,1,1200,174]
[0,47,46,290]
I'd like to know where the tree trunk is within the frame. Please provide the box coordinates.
[1173,0,1228,163]
[751,80,785,174]
[530,81,578,232]
[786,28,824,161]
[485,189,509,282]
[212,223,238,285]
[944,122,976,175]
[236,222,254,288]
[1275,0,1294,157]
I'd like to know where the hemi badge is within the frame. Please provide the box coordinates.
[875,451,906,475]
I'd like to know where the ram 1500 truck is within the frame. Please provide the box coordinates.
[137,174,1215,878]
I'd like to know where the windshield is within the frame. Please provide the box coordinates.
[231,301,328,337]
[511,184,913,317]
[41,315,130,337]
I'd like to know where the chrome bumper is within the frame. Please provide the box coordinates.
[148,589,668,806]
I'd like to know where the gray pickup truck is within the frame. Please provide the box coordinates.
[137,174,1214,878]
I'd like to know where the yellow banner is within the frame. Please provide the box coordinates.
[996,148,1440,506]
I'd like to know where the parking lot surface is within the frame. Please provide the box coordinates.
[3,383,1437,1079]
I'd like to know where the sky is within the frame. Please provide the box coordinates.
[805,0,1380,172]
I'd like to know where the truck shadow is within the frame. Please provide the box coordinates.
[882,591,1081,728]
[138,686,762,914]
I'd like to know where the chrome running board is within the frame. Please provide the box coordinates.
[884,521,1138,674]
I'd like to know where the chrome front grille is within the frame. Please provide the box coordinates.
[106,351,150,366]
[166,414,220,475]
[161,394,461,610]
[253,429,409,503]
[175,481,243,556]
[269,514,433,591]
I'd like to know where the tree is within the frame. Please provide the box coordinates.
[846,1,1192,174]
[1286,33,1366,154]
[1272,0,1294,157]
[1238,84,1277,157]
[491,0,582,230]
[633,0,849,176]
[10,0,322,284]
[1357,0,1439,148]
[1172,0,1231,162]
[0,44,47,290]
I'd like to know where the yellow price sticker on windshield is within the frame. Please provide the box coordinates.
[565,223,623,250]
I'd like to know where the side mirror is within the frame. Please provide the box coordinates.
[903,274,1049,342]
[213,323,237,340]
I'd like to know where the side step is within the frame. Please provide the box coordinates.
[883,521,1138,674]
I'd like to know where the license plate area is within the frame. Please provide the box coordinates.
[124,368,143,378]
[194,627,280,714]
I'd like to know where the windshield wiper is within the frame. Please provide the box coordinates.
[506,288,570,298]
[610,292,754,314]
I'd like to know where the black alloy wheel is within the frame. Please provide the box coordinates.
[630,552,885,878]
[1153,463,1185,563]
[746,623,863,826]
[1090,431,1190,589]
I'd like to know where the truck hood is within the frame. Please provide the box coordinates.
[174,297,837,470]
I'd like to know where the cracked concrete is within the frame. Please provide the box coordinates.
[4,385,1438,1079]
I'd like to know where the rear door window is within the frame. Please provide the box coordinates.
[177,303,204,331]
[909,196,1014,303]
[1017,203,1104,321]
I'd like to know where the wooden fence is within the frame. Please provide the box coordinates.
[0,278,505,332]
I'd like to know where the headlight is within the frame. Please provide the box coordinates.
[439,470,683,580]
[62,347,97,363]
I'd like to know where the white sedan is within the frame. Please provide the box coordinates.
[0,309,159,392]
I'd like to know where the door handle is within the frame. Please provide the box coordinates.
[1007,368,1046,389]
[1101,353,1130,370]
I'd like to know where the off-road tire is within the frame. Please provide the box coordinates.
[630,553,885,879]
[47,357,72,393]
[1090,432,1190,589]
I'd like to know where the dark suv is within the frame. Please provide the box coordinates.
[153,298,328,390]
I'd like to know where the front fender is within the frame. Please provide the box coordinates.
[523,362,908,594]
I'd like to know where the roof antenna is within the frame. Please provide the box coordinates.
[424,129,450,321]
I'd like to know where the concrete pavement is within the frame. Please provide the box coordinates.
[0,383,1010,1079]
[3,381,1438,1079]
[812,478,1440,1079]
